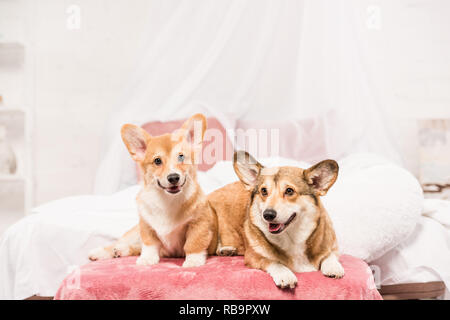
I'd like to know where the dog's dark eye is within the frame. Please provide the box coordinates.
[178,154,185,162]
[285,188,294,196]
[260,187,268,196]
[154,157,162,166]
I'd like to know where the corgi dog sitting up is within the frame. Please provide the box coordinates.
[209,151,344,289]
[88,114,217,268]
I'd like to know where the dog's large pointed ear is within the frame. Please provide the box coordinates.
[233,151,263,189]
[303,160,339,196]
[121,124,151,162]
[175,113,207,148]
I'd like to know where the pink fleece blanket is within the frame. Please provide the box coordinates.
[55,255,381,300]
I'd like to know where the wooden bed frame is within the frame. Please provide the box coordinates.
[25,281,445,300]
[379,281,445,300]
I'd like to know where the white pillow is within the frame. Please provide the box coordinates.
[371,213,450,299]
[199,153,423,262]
[323,153,423,262]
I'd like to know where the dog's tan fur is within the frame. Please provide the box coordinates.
[88,114,217,267]
[212,151,344,288]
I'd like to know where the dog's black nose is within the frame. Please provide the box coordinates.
[263,209,277,221]
[167,173,180,185]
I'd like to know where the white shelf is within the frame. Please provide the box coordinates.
[0,42,24,47]
[0,42,25,67]
[0,106,27,114]
[0,42,25,51]
[0,0,35,232]
[0,174,25,182]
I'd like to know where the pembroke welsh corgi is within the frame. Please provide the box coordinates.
[88,114,218,267]
[209,151,344,288]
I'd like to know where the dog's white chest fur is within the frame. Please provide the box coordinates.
[264,214,318,273]
[138,187,193,257]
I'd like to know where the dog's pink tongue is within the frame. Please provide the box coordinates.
[269,223,282,232]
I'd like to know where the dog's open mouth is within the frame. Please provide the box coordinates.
[166,186,181,194]
[268,213,297,234]
[157,178,186,194]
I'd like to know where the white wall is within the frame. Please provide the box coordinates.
[364,0,450,177]
[33,0,450,205]
[33,0,178,204]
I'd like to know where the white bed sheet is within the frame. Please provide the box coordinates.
[372,199,450,299]
[0,186,140,299]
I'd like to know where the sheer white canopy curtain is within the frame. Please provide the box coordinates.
[94,0,400,194]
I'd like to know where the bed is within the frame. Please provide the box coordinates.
[1,158,449,300]
[1,117,449,300]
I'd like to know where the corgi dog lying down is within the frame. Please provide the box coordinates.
[89,114,217,267]
[209,151,344,288]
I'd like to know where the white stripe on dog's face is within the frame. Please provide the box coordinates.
[141,137,194,193]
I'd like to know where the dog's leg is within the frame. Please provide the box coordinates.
[216,225,242,256]
[88,225,141,261]
[216,232,239,256]
[182,251,207,268]
[113,225,141,258]
[88,244,115,261]
[215,211,244,256]
[136,244,160,266]
[320,252,345,278]
[182,214,213,268]
[136,219,161,266]
[245,248,297,289]
[266,263,298,289]
[216,243,237,256]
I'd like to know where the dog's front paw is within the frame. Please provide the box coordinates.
[137,244,160,266]
[88,247,113,261]
[136,253,160,266]
[321,254,345,279]
[182,252,206,268]
[267,263,298,289]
